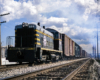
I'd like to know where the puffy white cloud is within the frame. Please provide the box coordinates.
[83,8,91,21]
[0,0,73,22]
[74,0,85,5]
[1,0,40,21]
[36,0,72,13]
[41,17,68,25]
[47,17,68,23]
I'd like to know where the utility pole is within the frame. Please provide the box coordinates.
[93,46,94,58]
[95,45,96,59]
[96,0,100,60]
[0,13,10,65]
[97,25,99,59]
[93,45,96,59]
[94,44,97,59]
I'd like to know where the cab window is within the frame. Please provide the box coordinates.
[55,32,58,38]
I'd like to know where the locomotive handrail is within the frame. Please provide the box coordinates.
[6,36,36,47]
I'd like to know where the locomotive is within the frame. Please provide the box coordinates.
[6,22,63,63]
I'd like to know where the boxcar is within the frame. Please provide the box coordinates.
[75,43,80,58]
[62,34,69,58]
[82,50,85,57]
[62,34,75,59]
[85,51,87,57]
[80,47,82,57]
[72,40,75,57]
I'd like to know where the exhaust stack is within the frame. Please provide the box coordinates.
[37,22,40,26]
[43,26,45,29]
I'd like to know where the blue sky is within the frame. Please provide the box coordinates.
[0,0,100,53]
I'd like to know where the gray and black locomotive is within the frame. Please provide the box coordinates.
[7,22,63,63]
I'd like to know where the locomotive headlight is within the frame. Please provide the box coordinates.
[22,22,28,27]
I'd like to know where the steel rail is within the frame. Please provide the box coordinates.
[62,59,91,80]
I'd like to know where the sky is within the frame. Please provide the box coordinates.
[0,0,100,54]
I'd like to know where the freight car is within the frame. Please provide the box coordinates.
[6,22,63,63]
[61,34,75,59]
[82,50,86,57]
[80,47,82,58]
[75,43,80,58]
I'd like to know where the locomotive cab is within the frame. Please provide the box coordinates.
[46,28,62,51]
[46,28,63,59]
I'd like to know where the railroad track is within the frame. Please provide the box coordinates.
[63,59,94,80]
[1,58,89,80]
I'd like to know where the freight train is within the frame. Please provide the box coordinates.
[6,22,87,63]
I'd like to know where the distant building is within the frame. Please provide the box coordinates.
[1,46,7,58]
